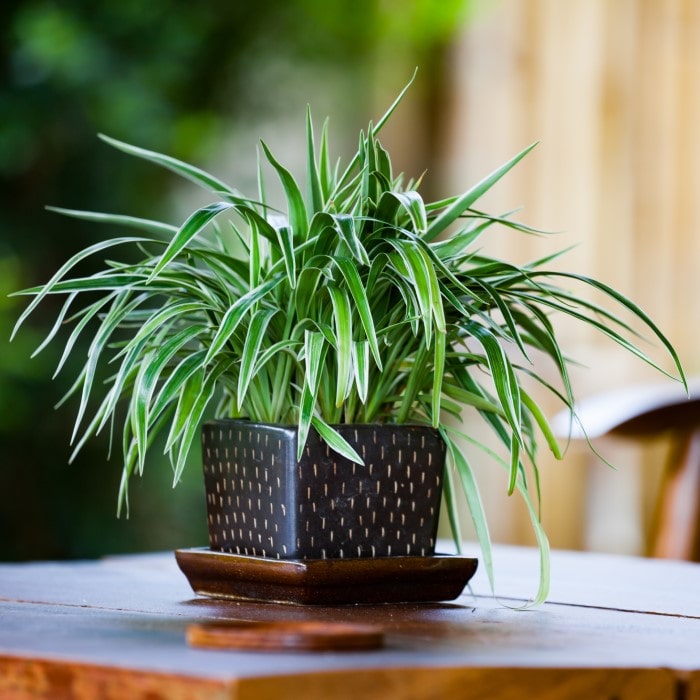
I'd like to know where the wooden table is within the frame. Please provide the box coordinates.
[1,544,699,699]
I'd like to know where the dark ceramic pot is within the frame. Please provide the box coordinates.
[201,420,447,560]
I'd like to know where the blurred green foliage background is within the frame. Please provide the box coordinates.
[0,0,473,560]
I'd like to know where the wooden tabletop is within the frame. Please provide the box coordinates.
[1,544,699,699]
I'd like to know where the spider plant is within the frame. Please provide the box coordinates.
[11,77,685,603]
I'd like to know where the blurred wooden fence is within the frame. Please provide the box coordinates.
[434,0,700,555]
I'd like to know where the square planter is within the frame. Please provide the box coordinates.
[201,420,446,560]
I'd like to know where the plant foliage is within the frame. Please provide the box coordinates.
[12,77,685,602]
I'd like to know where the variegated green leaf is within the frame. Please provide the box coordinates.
[306,106,324,214]
[332,214,370,265]
[443,432,495,591]
[99,134,240,198]
[424,142,538,242]
[352,340,370,404]
[327,286,353,407]
[204,275,283,364]
[260,140,308,239]
[332,257,382,369]
[311,416,363,465]
[236,308,278,411]
[150,201,234,279]
[46,206,177,236]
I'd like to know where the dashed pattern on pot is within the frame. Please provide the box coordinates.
[201,421,446,560]
[202,423,295,559]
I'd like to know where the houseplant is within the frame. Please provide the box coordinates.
[11,77,685,604]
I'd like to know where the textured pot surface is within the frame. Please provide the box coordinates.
[201,421,446,560]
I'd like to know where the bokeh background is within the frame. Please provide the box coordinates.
[2,0,698,561]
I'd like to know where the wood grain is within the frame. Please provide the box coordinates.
[689,670,700,700]
[238,667,676,700]
[0,658,679,700]
[0,657,233,700]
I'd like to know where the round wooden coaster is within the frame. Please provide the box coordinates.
[187,621,384,652]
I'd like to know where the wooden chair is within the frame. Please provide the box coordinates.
[553,378,700,561]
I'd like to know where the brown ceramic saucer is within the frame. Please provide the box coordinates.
[187,620,384,652]
[175,548,478,605]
